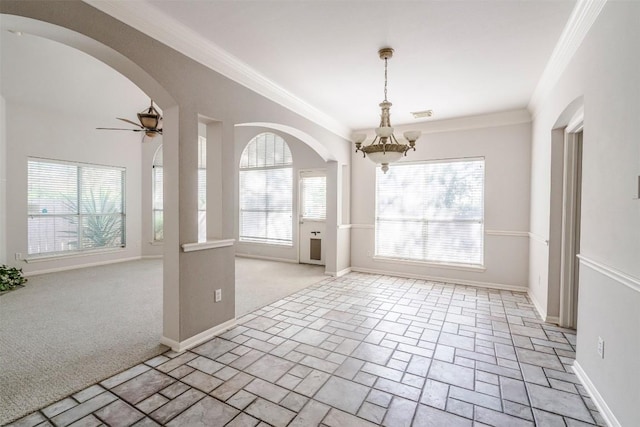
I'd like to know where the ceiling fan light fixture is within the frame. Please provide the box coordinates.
[353,47,421,173]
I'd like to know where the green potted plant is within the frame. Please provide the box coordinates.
[0,265,28,292]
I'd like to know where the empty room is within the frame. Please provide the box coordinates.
[0,1,638,426]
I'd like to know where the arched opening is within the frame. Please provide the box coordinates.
[0,15,178,422]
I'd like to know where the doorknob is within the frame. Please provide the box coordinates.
[311,231,321,236]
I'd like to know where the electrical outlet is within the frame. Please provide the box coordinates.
[15,253,22,261]
[215,289,222,302]
[597,336,605,358]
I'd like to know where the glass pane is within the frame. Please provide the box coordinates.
[153,167,163,210]
[375,219,426,261]
[28,161,78,215]
[198,211,206,243]
[80,167,123,214]
[80,214,124,249]
[153,210,164,241]
[426,222,483,264]
[28,215,79,255]
[302,176,326,220]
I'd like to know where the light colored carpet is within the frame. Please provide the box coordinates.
[0,257,327,424]
[0,259,165,425]
[235,257,327,316]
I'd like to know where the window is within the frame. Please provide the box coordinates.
[375,158,484,265]
[153,137,206,242]
[239,133,293,245]
[28,158,126,256]
[301,174,326,220]
[152,146,163,241]
[198,136,206,242]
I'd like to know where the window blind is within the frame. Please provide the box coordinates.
[301,175,326,220]
[152,146,163,241]
[375,159,484,265]
[239,133,293,245]
[28,159,125,256]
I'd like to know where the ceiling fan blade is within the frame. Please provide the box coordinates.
[116,117,144,128]
[96,127,144,132]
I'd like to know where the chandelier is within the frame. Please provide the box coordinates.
[353,47,421,173]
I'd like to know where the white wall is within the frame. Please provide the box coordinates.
[5,102,142,274]
[528,2,640,425]
[234,127,327,262]
[350,113,532,290]
[0,95,6,265]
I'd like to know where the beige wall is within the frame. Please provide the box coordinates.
[528,2,640,425]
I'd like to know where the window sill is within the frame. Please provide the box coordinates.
[372,256,486,272]
[182,239,235,253]
[25,248,127,263]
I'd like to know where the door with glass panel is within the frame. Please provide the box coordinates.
[299,171,326,265]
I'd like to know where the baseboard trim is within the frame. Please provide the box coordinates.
[235,253,298,264]
[161,318,237,353]
[141,255,163,260]
[526,290,554,323]
[23,256,142,276]
[572,361,620,427]
[350,267,527,293]
[326,267,351,277]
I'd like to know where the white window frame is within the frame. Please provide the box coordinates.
[27,157,126,258]
[374,157,485,268]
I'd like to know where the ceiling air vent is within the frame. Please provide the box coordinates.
[411,110,433,119]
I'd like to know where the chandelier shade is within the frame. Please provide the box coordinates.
[353,47,421,173]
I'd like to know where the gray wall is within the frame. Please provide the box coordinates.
[528,2,640,425]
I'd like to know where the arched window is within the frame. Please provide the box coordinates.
[152,145,163,241]
[239,133,293,245]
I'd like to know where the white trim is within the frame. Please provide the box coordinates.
[182,238,235,252]
[528,232,550,246]
[573,361,621,427]
[527,290,561,324]
[141,255,163,260]
[578,254,640,293]
[350,224,375,229]
[325,267,352,277]
[83,0,350,140]
[23,256,141,276]
[485,230,529,238]
[160,318,237,353]
[566,106,585,133]
[372,256,486,273]
[350,266,526,292]
[235,253,298,264]
[337,224,352,230]
[529,0,607,114]
[25,248,127,263]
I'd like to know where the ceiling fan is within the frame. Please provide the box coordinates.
[97,99,163,140]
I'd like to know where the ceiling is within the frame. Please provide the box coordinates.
[101,0,576,131]
[0,29,149,125]
[1,1,578,136]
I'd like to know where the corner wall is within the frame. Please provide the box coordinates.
[528,2,640,425]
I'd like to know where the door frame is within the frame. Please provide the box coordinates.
[559,110,583,328]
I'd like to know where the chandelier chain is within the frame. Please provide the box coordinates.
[383,57,388,102]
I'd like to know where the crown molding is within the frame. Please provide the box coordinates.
[83,0,351,140]
[528,0,607,115]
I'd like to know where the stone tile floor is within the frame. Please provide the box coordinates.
[7,272,605,426]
